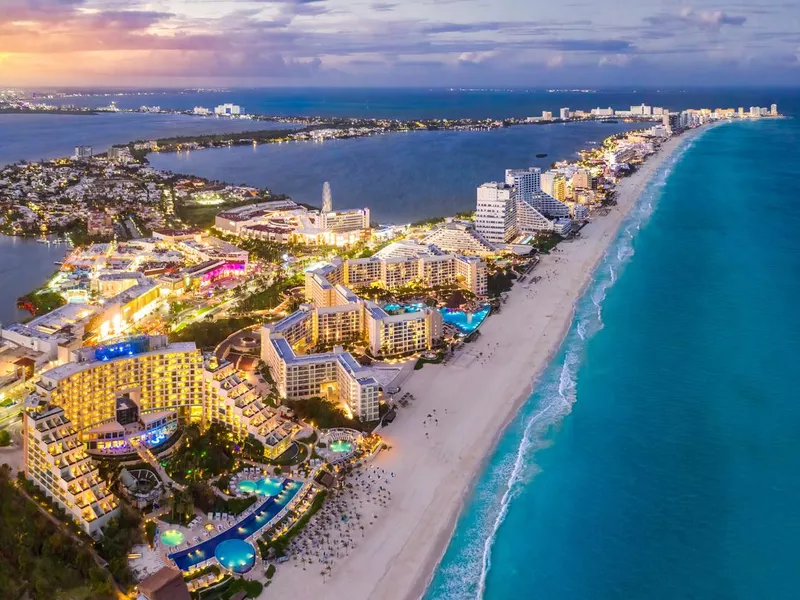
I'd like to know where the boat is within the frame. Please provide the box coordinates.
[600,119,619,124]
[535,153,547,158]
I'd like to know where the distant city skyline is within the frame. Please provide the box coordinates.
[1,0,799,87]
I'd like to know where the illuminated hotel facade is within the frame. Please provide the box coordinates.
[23,335,297,533]
[306,253,488,301]
[23,406,120,536]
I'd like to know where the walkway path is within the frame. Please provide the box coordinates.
[134,443,185,491]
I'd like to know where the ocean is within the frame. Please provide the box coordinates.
[0,112,289,167]
[426,117,800,599]
[0,235,67,325]
[148,121,643,223]
[51,87,800,120]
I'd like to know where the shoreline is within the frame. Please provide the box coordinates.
[412,124,713,600]
[265,126,708,600]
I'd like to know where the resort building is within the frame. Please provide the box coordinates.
[202,359,296,459]
[421,221,497,256]
[320,207,370,233]
[176,235,249,269]
[364,302,443,357]
[261,330,380,421]
[373,239,444,260]
[23,405,120,536]
[306,253,488,300]
[29,336,204,444]
[505,167,542,201]
[21,334,301,532]
[476,182,516,244]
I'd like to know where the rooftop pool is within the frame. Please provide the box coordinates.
[215,539,256,574]
[169,479,302,572]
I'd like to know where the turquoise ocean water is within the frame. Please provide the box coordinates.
[427,117,800,599]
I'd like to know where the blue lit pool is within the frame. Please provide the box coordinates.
[170,479,302,572]
[238,477,284,497]
[384,302,425,314]
[382,302,490,335]
[330,440,354,454]
[215,539,256,574]
[160,529,185,547]
[440,304,491,335]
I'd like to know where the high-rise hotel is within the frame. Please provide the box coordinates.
[24,335,296,534]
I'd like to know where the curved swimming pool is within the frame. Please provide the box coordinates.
[160,529,185,547]
[237,477,284,497]
[215,539,256,574]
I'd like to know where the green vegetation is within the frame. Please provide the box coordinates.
[163,488,195,526]
[0,430,11,447]
[290,396,370,431]
[269,442,308,467]
[236,273,304,313]
[63,220,114,247]
[165,423,236,484]
[144,520,157,547]
[411,216,446,228]
[265,564,276,579]
[414,352,444,370]
[16,286,66,317]
[0,465,117,599]
[95,503,143,589]
[262,491,327,557]
[487,270,517,297]
[216,474,232,493]
[169,316,260,348]
[184,564,220,583]
[531,232,562,254]
[194,575,263,599]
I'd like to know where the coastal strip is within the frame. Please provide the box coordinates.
[265,125,709,600]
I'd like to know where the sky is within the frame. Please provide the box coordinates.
[0,0,799,87]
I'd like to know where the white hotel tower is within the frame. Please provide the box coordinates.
[475,182,516,244]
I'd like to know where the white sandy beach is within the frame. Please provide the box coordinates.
[267,128,703,600]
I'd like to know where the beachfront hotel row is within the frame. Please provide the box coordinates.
[19,247,490,535]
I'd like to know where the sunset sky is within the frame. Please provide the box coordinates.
[1,0,798,87]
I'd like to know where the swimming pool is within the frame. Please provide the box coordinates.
[440,304,491,335]
[169,479,302,572]
[215,539,256,574]
[381,302,490,336]
[329,440,354,454]
[161,529,185,547]
[237,477,284,497]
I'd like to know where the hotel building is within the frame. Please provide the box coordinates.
[23,405,120,536]
[308,253,488,299]
[320,208,370,233]
[261,329,380,422]
[476,182,516,244]
[364,302,443,358]
[31,336,204,445]
[505,168,542,202]
[422,222,497,256]
[23,335,299,533]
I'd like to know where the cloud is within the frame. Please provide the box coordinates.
[371,2,396,11]
[598,54,631,67]
[645,7,747,31]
